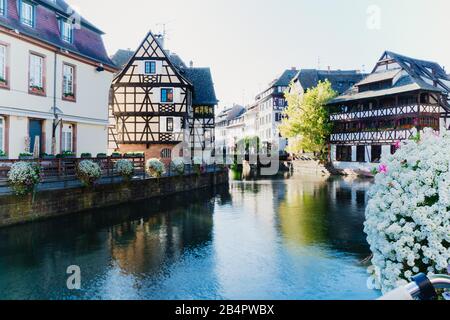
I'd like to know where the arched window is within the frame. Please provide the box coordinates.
[161,148,171,159]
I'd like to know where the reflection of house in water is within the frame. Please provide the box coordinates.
[109,200,215,276]
[277,176,371,257]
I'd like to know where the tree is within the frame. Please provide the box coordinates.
[279,80,337,160]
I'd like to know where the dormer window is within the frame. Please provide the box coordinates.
[61,20,73,43]
[0,0,6,17]
[20,1,35,27]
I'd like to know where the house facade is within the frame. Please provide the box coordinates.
[327,51,450,171]
[0,0,116,158]
[215,104,246,155]
[109,32,218,164]
[255,68,298,156]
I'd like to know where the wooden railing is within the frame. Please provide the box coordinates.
[0,156,146,187]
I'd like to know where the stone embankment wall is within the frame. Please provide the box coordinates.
[0,171,228,228]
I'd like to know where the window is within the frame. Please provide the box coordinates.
[166,117,173,132]
[145,61,156,74]
[61,124,73,152]
[0,0,6,16]
[0,117,4,152]
[161,88,173,103]
[357,146,366,162]
[336,146,352,162]
[371,145,382,163]
[61,20,73,43]
[29,53,45,94]
[63,64,75,100]
[20,1,35,27]
[0,44,7,87]
[161,148,171,159]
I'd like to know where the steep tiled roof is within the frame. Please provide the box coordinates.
[270,69,298,87]
[182,67,218,106]
[111,49,134,70]
[294,69,365,95]
[0,0,114,68]
[330,51,450,104]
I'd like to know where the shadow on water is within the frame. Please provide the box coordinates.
[0,186,230,300]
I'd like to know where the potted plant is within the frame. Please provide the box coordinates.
[63,92,75,100]
[96,153,107,159]
[0,150,7,160]
[115,159,134,181]
[77,160,102,187]
[61,151,76,159]
[30,85,44,95]
[146,158,165,178]
[81,153,92,159]
[40,153,55,160]
[0,77,7,86]
[19,152,34,160]
[111,152,122,158]
[7,162,41,195]
[170,158,185,176]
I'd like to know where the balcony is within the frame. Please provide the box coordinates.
[330,128,416,143]
[330,104,441,121]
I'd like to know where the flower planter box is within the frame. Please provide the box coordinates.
[19,156,34,160]
[29,86,45,95]
[42,156,56,160]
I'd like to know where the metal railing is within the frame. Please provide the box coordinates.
[0,156,146,187]
[0,157,226,190]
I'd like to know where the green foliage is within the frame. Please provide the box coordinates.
[279,80,337,159]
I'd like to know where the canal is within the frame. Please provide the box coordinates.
[0,175,380,300]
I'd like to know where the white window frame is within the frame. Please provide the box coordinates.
[0,0,6,17]
[61,124,73,152]
[0,44,6,82]
[61,20,73,43]
[63,64,75,98]
[20,1,34,28]
[29,53,44,89]
[0,116,4,152]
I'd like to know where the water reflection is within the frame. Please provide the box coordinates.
[0,177,379,300]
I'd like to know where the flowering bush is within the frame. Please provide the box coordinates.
[8,162,41,195]
[115,159,134,180]
[365,128,450,295]
[146,158,165,178]
[77,160,102,187]
[170,158,185,175]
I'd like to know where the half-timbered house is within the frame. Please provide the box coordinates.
[328,51,450,171]
[109,32,218,163]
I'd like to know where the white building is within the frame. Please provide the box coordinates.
[0,0,116,158]
[215,104,246,154]
[255,68,298,156]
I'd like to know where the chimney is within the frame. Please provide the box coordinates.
[189,60,194,68]
[327,66,331,73]
[155,34,165,49]
[291,67,296,71]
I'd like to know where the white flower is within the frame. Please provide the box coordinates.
[365,128,450,294]
[170,158,186,175]
[146,158,166,178]
[77,160,102,186]
[8,162,40,195]
[115,159,134,179]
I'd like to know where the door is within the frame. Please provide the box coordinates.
[29,119,43,155]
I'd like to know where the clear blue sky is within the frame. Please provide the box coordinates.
[68,0,450,107]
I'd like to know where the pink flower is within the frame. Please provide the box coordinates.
[379,164,388,174]
[394,140,401,149]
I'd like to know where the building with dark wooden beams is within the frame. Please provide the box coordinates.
[327,51,450,171]
[109,32,218,163]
